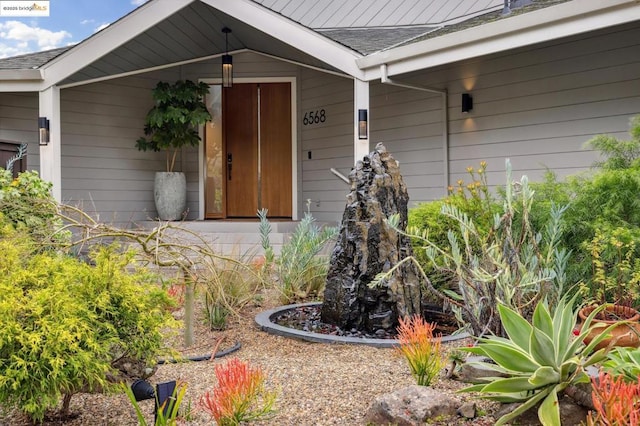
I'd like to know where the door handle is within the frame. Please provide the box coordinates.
[227,153,232,181]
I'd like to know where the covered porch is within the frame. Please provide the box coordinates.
[6,0,372,226]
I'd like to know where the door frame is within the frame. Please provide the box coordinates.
[198,76,298,220]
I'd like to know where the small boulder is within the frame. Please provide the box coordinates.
[457,356,508,383]
[457,401,477,419]
[365,385,460,426]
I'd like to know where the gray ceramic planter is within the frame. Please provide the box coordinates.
[154,171,187,221]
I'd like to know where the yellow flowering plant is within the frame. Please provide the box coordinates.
[578,226,640,308]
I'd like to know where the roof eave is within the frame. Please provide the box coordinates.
[200,0,365,79]
[40,0,194,88]
[40,0,364,88]
[0,69,43,81]
[358,0,640,80]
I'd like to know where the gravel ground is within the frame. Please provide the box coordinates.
[2,292,499,425]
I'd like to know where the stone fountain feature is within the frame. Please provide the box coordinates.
[320,143,422,334]
[255,143,467,346]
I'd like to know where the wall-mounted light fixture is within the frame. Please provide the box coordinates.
[221,27,233,88]
[38,116,50,145]
[358,109,368,139]
[461,93,473,113]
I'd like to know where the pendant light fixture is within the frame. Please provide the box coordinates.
[221,27,233,88]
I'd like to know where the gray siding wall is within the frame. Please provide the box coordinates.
[443,21,640,189]
[298,69,354,223]
[370,21,640,206]
[0,92,39,171]
[60,69,180,224]
[370,83,445,202]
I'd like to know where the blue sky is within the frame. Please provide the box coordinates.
[0,0,148,58]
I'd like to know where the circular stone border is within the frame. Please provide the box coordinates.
[255,302,470,348]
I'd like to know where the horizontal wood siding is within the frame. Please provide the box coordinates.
[370,82,446,204]
[182,52,299,80]
[380,21,640,204]
[299,68,354,223]
[0,92,39,171]
[60,69,180,224]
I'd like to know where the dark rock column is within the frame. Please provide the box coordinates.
[321,143,422,333]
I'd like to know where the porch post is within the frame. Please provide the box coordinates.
[39,86,62,201]
[353,78,369,164]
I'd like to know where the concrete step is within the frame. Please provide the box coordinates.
[135,220,336,257]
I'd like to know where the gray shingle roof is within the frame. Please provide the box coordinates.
[0,47,70,70]
[0,0,574,71]
[317,26,437,55]
[251,0,503,29]
[401,0,570,46]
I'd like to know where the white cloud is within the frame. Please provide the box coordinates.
[80,19,95,25]
[0,20,71,57]
[131,0,149,6]
[94,23,109,33]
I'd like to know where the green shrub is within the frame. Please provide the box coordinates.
[381,160,569,337]
[565,168,640,285]
[577,226,640,306]
[0,230,175,422]
[587,115,640,171]
[408,162,500,295]
[557,115,640,288]
[0,168,69,246]
[527,170,572,239]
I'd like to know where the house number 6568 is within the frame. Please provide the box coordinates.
[303,109,326,125]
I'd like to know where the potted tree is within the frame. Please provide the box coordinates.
[578,226,640,349]
[136,80,211,220]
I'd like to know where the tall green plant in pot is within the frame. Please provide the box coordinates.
[137,80,211,220]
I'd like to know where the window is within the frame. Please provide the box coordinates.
[0,141,27,178]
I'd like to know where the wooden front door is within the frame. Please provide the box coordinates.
[206,82,292,219]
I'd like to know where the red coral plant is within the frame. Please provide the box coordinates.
[200,358,277,426]
[586,372,640,425]
[396,314,444,386]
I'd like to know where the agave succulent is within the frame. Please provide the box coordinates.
[602,346,640,383]
[460,297,620,426]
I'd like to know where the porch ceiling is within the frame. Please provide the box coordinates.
[59,0,344,87]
